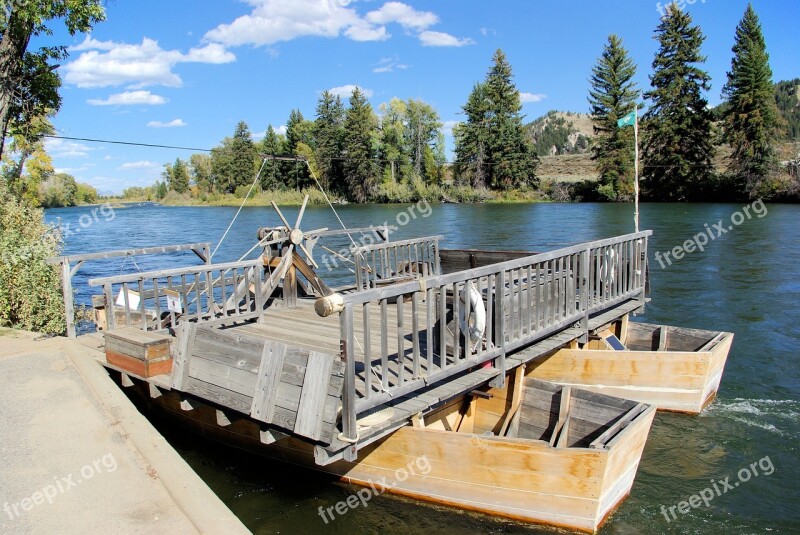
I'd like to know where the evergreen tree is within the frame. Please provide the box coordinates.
[284,109,313,188]
[454,82,490,188]
[588,35,639,201]
[483,49,538,190]
[721,4,780,198]
[259,125,285,190]
[314,91,345,193]
[342,88,378,202]
[169,158,189,193]
[642,5,715,201]
[211,121,257,193]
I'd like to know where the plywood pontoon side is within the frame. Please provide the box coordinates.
[113,367,654,533]
[526,318,733,413]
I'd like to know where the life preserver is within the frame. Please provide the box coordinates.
[601,248,617,285]
[459,281,486,352]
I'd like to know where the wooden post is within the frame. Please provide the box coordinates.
[61,259,76,338]
[579,248,590,344]
[340,305,358,453]
[490,270,506,388]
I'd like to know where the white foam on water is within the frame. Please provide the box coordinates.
[703,398,798,437]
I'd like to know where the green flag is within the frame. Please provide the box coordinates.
[617,111,636,128]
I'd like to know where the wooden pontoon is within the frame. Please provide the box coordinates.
[526,319,733,413]
[51,199,730,532]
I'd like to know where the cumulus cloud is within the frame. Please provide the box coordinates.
[87,90,167,106]
[119,161,159,170]
[418,31,474,47]
[328,84,373,99]
[364,2,437,31]
[442,120,461,135]
[63,36,235,88]
[147,119,187,128]
[204,0,466,48]
[520,92,547,103]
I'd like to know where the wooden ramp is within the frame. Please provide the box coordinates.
[171,324,344,444]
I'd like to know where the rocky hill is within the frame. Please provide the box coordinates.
[526,111,595,157]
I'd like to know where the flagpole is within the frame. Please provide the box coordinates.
[633,104,640,233]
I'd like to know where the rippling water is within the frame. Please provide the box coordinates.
[46,202,800,534]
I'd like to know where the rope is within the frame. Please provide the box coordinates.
[305,160,358,249]
[211,157,269,261]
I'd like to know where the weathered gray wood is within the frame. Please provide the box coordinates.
[170,323,195,390]
[294,351,334,440]
[250,340,287,424]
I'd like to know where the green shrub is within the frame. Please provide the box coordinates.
[0,184,65,334]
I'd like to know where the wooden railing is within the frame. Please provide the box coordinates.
[338,231,651,442]
[88,258,269,331]
[48,242,211,337]
[353,235,442,291]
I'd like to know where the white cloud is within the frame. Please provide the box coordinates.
[328,84,373,99]
[479,27,496,37]
[275,125,287,136]
[365,2,437,31]
[45,138,94,158]
[418,31,474,47]
[63,36,235,88]
[119,161,158,170]
[147,118,187,128]
[205,0,456,49]
[87,90,167,106]
[205,0,373,46]
[520,92,547,103]
[373,56,409,73]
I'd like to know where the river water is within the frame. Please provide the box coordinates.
[46,202,800,534]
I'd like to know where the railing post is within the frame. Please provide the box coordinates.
[340,304,358,460]
[490,269,506,388]
[103,282,116,331]
[579,248,590,344]
[60,259,76,338]
[637,236,648,311]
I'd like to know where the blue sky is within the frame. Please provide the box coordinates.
[38,0,798,194]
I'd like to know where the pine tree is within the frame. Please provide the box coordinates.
[284,109,313,188]
[642,5,715,201]
[588,35,639,201]
[314,91,345,193]
[721,4,780,199]
[170,157,189,193]
[211,121,257,193]
[259,125,285,190]
[454,83,490,188]
[342,88,378,202]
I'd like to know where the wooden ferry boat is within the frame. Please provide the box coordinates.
[51,198,731,532]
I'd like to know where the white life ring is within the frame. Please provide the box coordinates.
[459,281,486,352]
[601,248,616,285]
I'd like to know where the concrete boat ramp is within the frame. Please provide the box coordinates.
[0,328,249,535]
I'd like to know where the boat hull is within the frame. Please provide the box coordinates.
[526,319,733,413]
[117,371,655,533]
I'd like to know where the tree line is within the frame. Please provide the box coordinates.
[588,3,793,202]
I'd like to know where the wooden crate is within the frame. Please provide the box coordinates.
[104,327,173,378]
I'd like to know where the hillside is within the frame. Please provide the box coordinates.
[527,111,594,157]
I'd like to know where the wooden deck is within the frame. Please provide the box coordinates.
[230,297,425,399]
